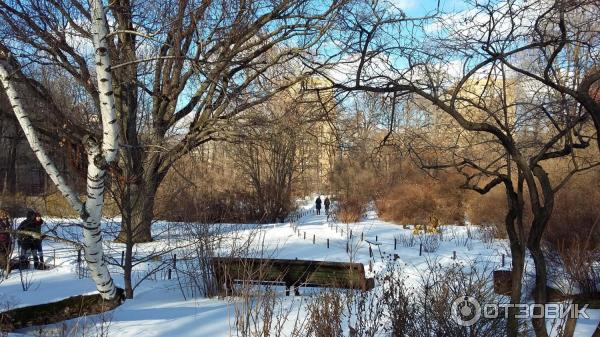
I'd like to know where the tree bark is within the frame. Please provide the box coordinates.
[116,152,162,243]
[503,178,526,337]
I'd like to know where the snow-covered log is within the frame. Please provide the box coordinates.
[0,0,120,301]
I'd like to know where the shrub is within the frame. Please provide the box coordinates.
[544,168,600,249]
[377,162,466,226]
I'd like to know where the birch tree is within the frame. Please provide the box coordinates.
[0,0,345,244]
[0,0,119,301]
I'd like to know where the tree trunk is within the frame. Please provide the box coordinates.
[504,179,526,337]
[116,156,161,243]
[123,231,134,299]
[507,245,525,337]
[121,189,155,243]
[529,243,549,337]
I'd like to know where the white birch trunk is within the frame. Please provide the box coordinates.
[82,136,117,299]
[91,0,119,163]
[0,0,120,301]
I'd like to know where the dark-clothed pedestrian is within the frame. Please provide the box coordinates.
[18,210,44,269]
[315,196,322,215]
[0,209,11,274]
[32,212,44,269]
[324,197,331,215]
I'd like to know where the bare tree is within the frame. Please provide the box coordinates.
[0,0,120,300]
[313,0,599,336]
[0,0,345,244]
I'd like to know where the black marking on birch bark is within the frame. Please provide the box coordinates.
[105,91,113,96]
[108,119,116,124]
[97,47,107,53]
[100,78,108,82]
[87,175,100,182]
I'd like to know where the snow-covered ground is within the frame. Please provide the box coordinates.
[1,204,598,336]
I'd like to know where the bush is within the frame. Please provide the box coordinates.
[377,162,466,226]
[464,187,507,228]
[335,197,364,223]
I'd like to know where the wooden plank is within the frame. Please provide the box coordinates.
[212,257,372,292]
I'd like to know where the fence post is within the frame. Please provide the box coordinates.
[346,241,349,253]
[375,235,378,242]
[168,269,172,280]
[173,254,177,269]
[77,248,82,277]
[502,254,505,267]
[394,238,397,250]
[350,230,353,239]
[369,245,373,258]
[313,234,315,244]
[121,251,125,267]
[327,238,329,249]
[452,251,456,260]
[53,249,56,268]
[419,243,422,256]
[304,232,306,240]
[361,232,363,241]
[369,260,372,272]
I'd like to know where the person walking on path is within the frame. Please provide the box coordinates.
[0,209,12,274]
[18,210,44,269]
[32,212,45,269]
[324,197,331,216]
[315,196,322,215]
